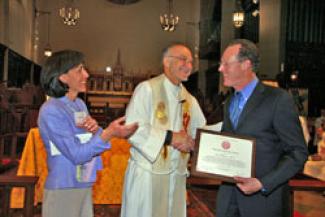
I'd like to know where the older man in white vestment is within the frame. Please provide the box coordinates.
[121,44,206,217]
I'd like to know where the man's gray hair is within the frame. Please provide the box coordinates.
[228,39,260,73]
[161,43,191,62]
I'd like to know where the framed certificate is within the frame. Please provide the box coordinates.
[191,129,256,183]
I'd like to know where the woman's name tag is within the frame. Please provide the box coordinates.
[74,111,87,125]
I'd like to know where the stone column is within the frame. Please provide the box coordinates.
[219,0,236,93]
[259,0,285,79]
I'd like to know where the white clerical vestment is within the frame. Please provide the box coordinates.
[121,74,206,217]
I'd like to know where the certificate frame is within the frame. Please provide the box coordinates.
[191,129,256,183]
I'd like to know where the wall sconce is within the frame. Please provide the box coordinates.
[233,1,245,28]
[252,9,259,17]
[252,0,259,17]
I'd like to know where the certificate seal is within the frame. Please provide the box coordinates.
[221,141,231,150]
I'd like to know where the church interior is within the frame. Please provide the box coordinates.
[1,0,325,216]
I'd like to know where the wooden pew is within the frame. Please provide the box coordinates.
[0,175,38,217]
[0,134,19,173]
[288,173,325,217]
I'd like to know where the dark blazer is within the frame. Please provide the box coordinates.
[216,82,308,217]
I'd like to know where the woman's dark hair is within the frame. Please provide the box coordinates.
[40,50,85,97]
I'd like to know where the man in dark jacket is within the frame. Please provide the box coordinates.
[216,39,308,217]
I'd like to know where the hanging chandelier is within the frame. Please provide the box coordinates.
[233,11,244,28]
[160,0,179,32]
[233,1,245,28]
[44,43,52,57]
[35,8,52,57]
[44,12,52,57]
[59,0,80,26]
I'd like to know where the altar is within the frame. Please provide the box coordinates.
[303,159,325,181]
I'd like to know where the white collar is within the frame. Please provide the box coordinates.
[163,75,182,100]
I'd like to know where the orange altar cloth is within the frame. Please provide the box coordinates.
[10,128,130,208]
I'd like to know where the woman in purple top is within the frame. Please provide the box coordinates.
[38,50,137,217]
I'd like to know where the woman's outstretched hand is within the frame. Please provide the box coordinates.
[101,116,138,141]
